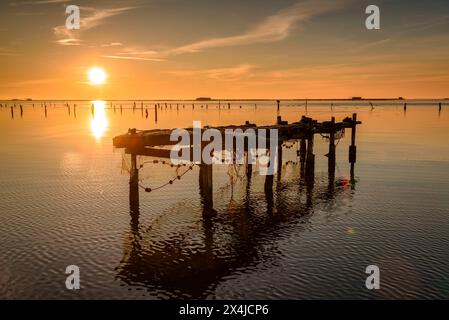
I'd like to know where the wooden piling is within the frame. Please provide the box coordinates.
[328,117,336,185]
[199,141,214,215]
[277,139,283,181]
[129,153,139,200]
[276,100,280,113]
[305,131,315,181]
[299,138,306,179]
[154,104,158,123]
[349,113,357,164]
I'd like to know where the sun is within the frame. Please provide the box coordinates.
[88,67,107,85]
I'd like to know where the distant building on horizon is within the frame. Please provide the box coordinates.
[351,97,362,100]
[196,97,212,101]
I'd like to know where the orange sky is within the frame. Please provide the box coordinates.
[0,0,448,99]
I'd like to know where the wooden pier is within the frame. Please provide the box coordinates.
[113,113,361,214]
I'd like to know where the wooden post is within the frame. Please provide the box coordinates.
[264,167,274,194]
[199,138,214,215]
[349,113,357,164]
[129,152,140,231]
[245,140,252,181]
[349,113,357,188]
[277,140,283,181]
[276,100,280,113]
[154,104,158,123]
[299,138,306,179]
[328,117,336,186]
[305,132,315,181]
[130,153,139,189]
[11,106,13,119]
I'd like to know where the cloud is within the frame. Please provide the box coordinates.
[103,55,165,62]
[169,0,351,54]
[4,78,62,88]
[55,38,82,46]
[102,0,351,62]
[0,48,21,56]
[11,0,69,5]
[53,6,136,45]
[100,42,124,47]
[168,64,256,80]
[102,47,163,61]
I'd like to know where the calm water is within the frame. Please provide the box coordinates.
[0,100,448,299]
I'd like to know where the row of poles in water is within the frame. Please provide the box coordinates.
[1,100,445,119]
[1,101,251,120]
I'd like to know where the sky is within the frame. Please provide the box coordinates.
[0,0,448,99]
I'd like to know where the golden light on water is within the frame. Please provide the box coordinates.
[90,100,108,140]
[88,67,107,85]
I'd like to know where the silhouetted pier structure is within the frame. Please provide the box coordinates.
[113,114,361,214]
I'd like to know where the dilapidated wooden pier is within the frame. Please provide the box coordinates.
[113,113,361,214]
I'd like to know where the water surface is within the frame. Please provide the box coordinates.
[0,100,448,299]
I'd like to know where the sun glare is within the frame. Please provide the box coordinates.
[88,67,107,85]
[90,100,108,140]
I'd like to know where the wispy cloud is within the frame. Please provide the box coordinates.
[3,77,62,87]
[168,64,256,80]
[100,42,124,47]
[53,6,136,46]
[169,0,351,54]
[103,55,165,62]
[55,38,82,46]
[102,46,163,62]
[0,48,21,56]
[102,0,351,62]
[11,0,69,5]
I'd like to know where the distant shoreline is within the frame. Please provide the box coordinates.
[1,98,448,102]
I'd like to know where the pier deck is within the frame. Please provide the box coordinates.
[113,113,361,215]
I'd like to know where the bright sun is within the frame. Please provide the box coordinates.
[88,67,107,85]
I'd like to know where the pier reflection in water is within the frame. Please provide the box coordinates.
[117,157,355,298]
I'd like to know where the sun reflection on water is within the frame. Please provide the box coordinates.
[90,100,108,140]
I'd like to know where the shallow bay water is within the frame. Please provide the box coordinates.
[0,100,448,299]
